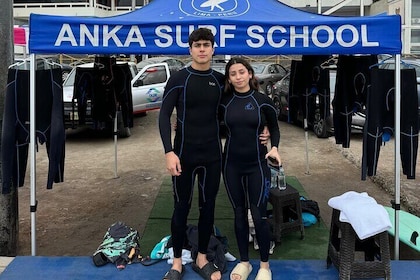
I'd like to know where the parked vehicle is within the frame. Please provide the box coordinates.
[136,56,185,73]
[63,60,173,137]
[183,61,227,74]
[250,62,288,95]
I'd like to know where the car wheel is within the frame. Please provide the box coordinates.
[312,109,329,138]
[272,95,286,121]
[62,70,70,82]
[116,111,131,138]
[265,82,273,95]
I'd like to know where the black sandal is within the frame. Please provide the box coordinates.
[191,262,220,280]
[162,266,184,280]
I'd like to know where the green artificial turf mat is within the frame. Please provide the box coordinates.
[141,176,329,260]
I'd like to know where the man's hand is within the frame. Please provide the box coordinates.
[165,151,182,176]
[259,126,270,145]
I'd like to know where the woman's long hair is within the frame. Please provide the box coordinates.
[224,57,259,93]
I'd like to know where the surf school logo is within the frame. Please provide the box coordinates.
[179,0,250,18]
[244,102,254,110]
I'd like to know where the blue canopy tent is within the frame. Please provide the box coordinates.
[29,0,401,55]
[27,0,404,258]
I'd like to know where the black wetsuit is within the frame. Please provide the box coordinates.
[333,55,377,148]
[362,68,418,179]
[158,66,225,258]
[2,68,65,194]
[219,89,280,263]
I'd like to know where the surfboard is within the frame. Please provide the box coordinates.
[384,206,420,252]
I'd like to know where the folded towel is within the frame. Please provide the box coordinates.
[328,191,392,240]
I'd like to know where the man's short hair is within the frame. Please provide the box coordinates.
[188,28,215,47]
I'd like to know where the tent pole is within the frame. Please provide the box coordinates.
[394,54,401,260]
[304,118,310,175]
[114,111,118,179]
[29,53,37,256]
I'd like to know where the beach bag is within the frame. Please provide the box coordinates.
[92,221,143,269]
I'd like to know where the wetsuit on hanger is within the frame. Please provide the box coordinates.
[2,68,66,194]
[220,89,280,263]
[112,63,134,128]
[158,66,225,260]
[362,67,418,179]
[333,55,377,148]
[301,55,331,130]
[73,68,95,125]
[92,57,117,126]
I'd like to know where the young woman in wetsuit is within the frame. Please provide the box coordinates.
[220,57,281,280]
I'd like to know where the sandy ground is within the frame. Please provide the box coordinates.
[15,110,418,258]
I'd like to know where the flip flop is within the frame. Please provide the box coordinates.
[191,262,220,280]
[162,266,184,280]
[230,262,252,280]
[255,268,272,280]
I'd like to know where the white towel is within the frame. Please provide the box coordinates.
[166,248,193,265]
[328,191,392,240]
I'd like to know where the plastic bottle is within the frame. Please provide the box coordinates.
[278,165,286,190]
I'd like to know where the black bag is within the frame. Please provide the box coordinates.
[300,197,320,218]
[186,224,228,273]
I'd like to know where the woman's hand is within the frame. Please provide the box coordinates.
[259,126,270,145]
[265,147,281,166]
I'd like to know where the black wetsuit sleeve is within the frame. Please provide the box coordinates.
[158,72,183,154]
[260,94,280,148]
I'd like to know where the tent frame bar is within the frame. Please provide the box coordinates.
[27,53,403,259]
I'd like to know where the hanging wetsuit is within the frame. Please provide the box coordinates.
[112,63,134,128]
[2,68,66,194]
[158,66,225,260]
[73,67,95,125]
[333,55,377,148]
[288,60,304,124]
[301,55,331,130]
[92,56,117,127]
[220,89,280,263]
[73,60,132,129]
[361,68,418,179]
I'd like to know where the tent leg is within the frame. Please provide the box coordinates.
[393,54,401,260]
[304,118,310,175]
[114,111,118,179]
[30,53,37,256]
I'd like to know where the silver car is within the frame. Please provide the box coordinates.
[250,62,288,95]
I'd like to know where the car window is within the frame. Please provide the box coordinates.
[268,65,277,74]
[252,65,265,74]
[175,60,185,69]
[136,65,167,85]
[129,64,138,78]
[63,69,76,86]
[274,64,287,76]
[280,75,290,92]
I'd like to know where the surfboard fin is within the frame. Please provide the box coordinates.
[410,231,418,245]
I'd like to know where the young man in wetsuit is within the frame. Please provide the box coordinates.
[158,27,224,280]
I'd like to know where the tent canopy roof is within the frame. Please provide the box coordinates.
[29,0,402,55]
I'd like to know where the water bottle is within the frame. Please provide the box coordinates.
[278,165,286,190]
